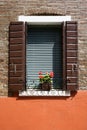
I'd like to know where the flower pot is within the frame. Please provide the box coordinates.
[41,82,51,91]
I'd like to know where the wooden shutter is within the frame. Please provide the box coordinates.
[65,21,78,91]
[8,22,26,92]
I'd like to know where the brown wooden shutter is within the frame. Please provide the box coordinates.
[65,21,78,91]
[9,22,26,92]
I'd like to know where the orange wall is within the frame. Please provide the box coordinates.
[0,91,87,130]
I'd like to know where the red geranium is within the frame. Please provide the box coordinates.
[39,75,44,79]
[49,72,54,78]
[38,71,42,75]
[38,71,54,84]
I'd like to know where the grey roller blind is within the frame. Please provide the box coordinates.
[26,26,63,88]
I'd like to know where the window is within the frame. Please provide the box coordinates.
[9,17,78,95]
[26,25,63,89]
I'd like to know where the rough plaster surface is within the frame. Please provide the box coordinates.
[0,0,87,95]
[0,91,87,130]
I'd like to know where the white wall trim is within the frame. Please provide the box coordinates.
[18,15,71,25]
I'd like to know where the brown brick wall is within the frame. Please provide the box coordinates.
[0,0,87,96]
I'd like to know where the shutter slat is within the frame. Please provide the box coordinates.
[67,85,78,91]
[10,51,22,57]
[66,25,77,31]
[66,22,77,31]
[10,72,23,77]
[10,58,23,64]
[67,57,77,63]
[10,38,23,44]
[67,44,77,50]
[67,64,72,70]
[66,21,78,91]
[67,78,78,83]
[67,38,77,44]
[10,45,22,50]
[9,84,24,91]
[10,64,23,71]
[10,22,23,25]
[9,77,24,84]
[10,25,24,31]
[9,22,26,92]
[67,71,78,77]
[67,51,77,57]
[67,31,77,37]
[10,32,24,38]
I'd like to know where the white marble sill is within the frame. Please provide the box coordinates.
[19,89,70,96]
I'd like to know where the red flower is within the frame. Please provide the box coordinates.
[39,75,44,79]
[49,72,54,78]
[38,71,42,75]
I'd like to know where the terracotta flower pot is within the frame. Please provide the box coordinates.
[41,82,51,91]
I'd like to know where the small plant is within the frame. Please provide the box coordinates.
[38,71,54,84]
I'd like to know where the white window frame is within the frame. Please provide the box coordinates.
[18,15,71,96]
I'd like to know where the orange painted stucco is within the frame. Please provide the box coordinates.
[0,91,87,130]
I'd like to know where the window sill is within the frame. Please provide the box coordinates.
[19,89,70,96]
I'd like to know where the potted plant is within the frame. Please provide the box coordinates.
[38,71,54,91]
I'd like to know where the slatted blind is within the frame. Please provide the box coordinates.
[26,26,63,88]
